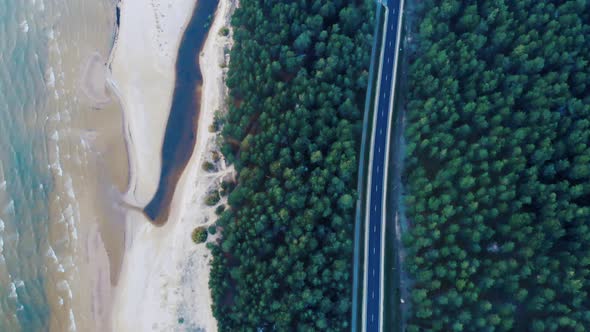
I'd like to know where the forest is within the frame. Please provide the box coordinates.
[208,0,375,330]
[403,0,590,331]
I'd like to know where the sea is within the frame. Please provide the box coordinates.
[0,0,126,331]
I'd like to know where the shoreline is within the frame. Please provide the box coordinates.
[39,1,130,331]
[107,0,235,330]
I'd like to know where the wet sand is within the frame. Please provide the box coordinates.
[42,1,129,331]
[80,53,112,107]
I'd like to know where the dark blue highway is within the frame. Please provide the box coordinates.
[365,0,402,330]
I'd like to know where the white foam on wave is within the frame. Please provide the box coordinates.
[0,218,4,232]
[8,282,17,299]
[47,245,67,274]
[15,279,24,288]
[51,162,63,176]
[50,42,62,58]
[56,280,73,299]
[3,200,15,216]
[64,177,75,199]
[46,246,58,263]
[63,204,74,219]
[62,203,78,241]
[71,225,78,241]
[61,255,75,271]
[20,20,29,33]
[68,309,77,331]
[0,180,6,191]
[50,112,61,122]
[47,28,54,40]
[46,67,56,88]
[49,144,63,176]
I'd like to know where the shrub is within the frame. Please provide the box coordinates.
[220,180,235,193]
[191,227,207,244]
[208,225,217,235]
[219,26,230,36]
[212,151,222,162]
[202,161,215,172]
[205,191,221,206]
[215,204,226,215]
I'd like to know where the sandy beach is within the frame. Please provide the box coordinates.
[36,1,130,331]
[108,0,190,207]
[108,0,235,330]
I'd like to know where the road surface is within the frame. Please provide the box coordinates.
[363,0,403,330]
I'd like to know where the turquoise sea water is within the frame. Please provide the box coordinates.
[0,0,118,330]
[0,0,53,330]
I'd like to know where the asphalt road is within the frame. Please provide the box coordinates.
[365,0,402,330]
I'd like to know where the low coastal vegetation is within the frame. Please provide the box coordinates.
[219,179,234,196]
[219,26,230,37]
[192,227,208,244]
[208,0,375,330]
[202,161,215,172]
[403,0,590,330]
[205,191,221,206]
[208,225,217,235]
[214,204,225,215]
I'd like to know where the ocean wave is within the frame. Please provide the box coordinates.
[64,176,75,199]
[3,199,15,216]
[46,245,58,263]
[15,279,24,288]
[71,226,78,242]
[19,20,29,33]
[46,245,67,274]
[68,308,77,331]
[8,282,18,299]
[45,67,55,88]
[62,203,78,241]
[30,0,45,11]
[56,280,73,299]
[61,255,74,272]
[46,28,54,40]
[49,143,63,176]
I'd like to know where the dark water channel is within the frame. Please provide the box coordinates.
[144,0,220,224]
